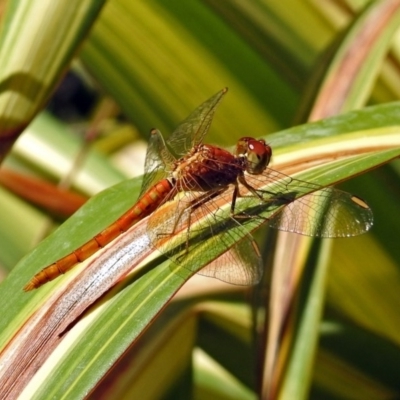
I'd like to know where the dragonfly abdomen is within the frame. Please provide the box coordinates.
[93,179,173,247]
[23,179,173,291]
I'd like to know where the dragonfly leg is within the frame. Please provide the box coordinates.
[230,175,292,222]
[237,174,264,200]
[230,182,239,215]
[154,188,224,241]
[181,189,227,254]
[238,174,297,204]
[166,189,227,262]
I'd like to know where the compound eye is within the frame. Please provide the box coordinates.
[245,139,272,175]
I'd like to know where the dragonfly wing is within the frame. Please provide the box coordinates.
[139,129,175,197]
[198,235,263,285]
[148,187,262,286]
[268,187,373,237]
[241,169,373,238]
[166,88,228,157]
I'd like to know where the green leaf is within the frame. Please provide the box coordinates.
[80,0,291,142]
[0,0,106,159]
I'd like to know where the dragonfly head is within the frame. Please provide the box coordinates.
[236,137,272,175]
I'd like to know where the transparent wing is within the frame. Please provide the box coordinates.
[240,168,373,238]
[166,88,228,158]
[139,129,176,197]
[268,188,373,237]
[147,187,262,286]
[198,236,262,285]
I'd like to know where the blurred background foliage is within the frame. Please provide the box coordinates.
[0,0,400,399]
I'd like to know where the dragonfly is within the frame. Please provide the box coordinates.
[23,88,373,291]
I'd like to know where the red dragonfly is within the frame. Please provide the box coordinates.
[24,88,373,291]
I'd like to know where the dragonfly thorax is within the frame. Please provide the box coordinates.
[172,143,242,191]
[236,137,272,175]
